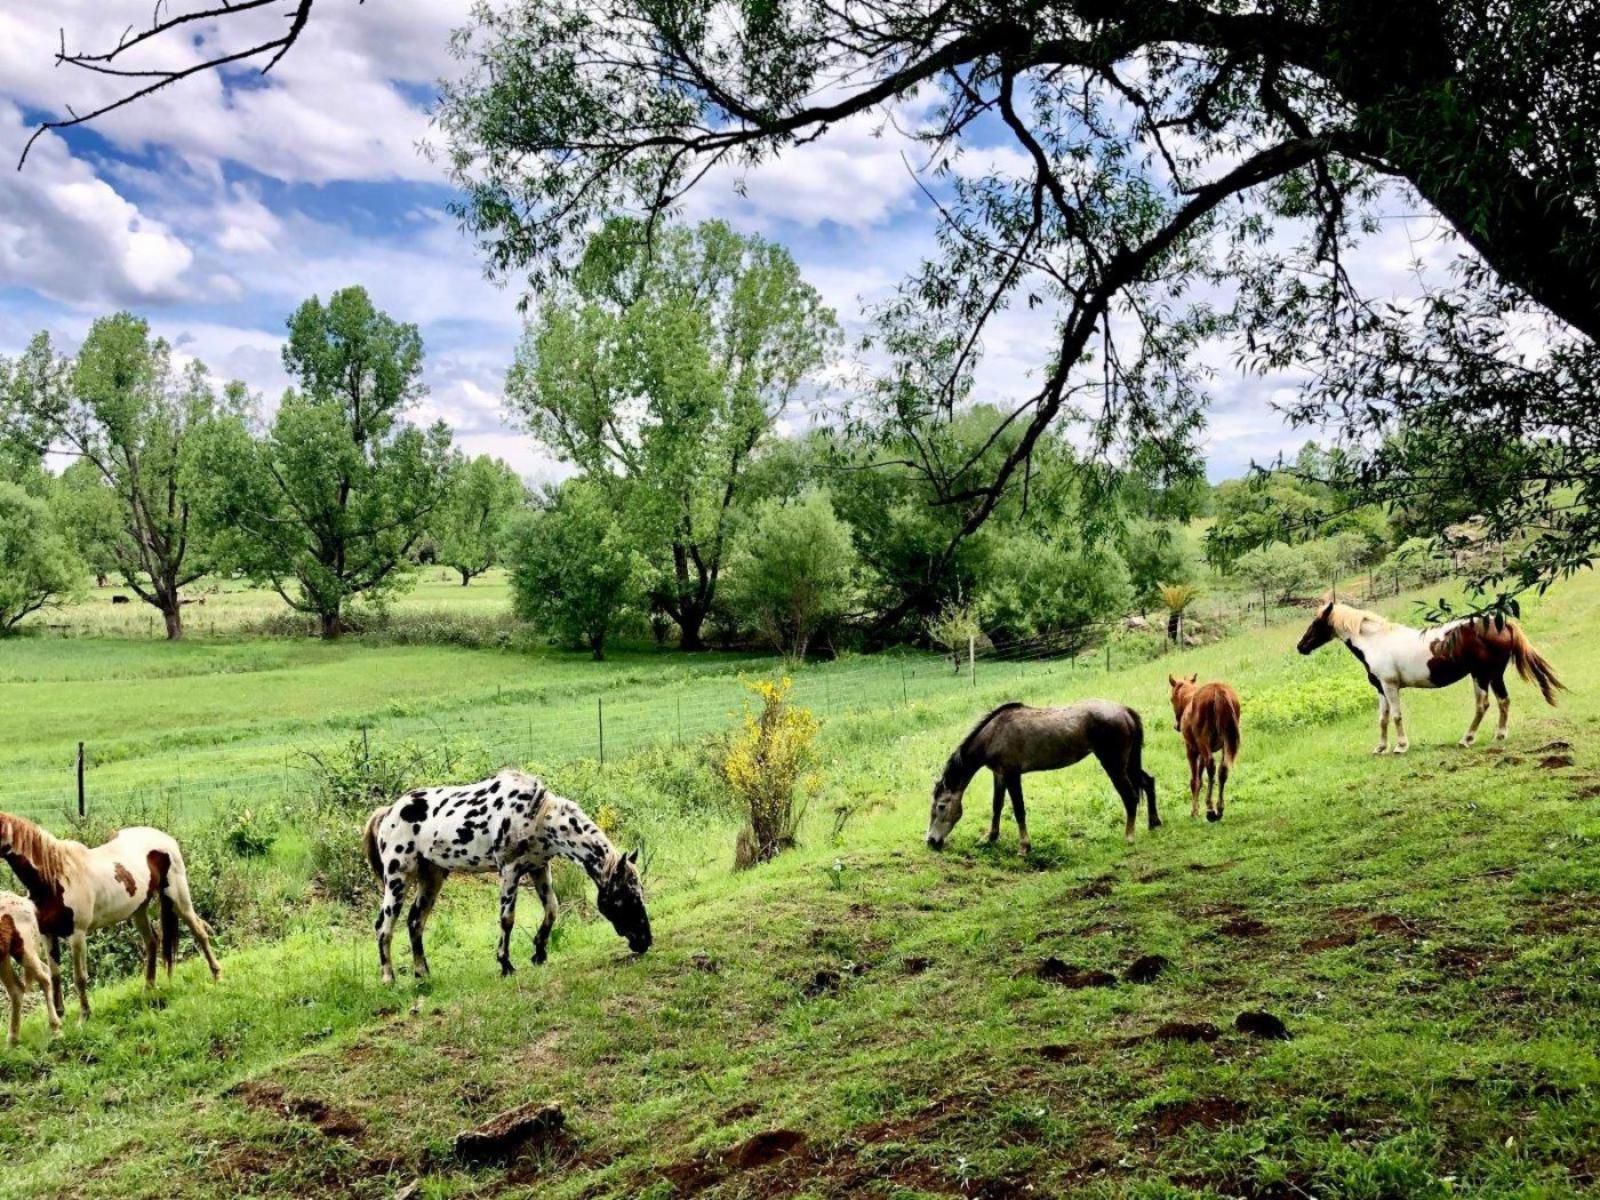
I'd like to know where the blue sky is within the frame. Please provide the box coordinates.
[0,1,1452,483]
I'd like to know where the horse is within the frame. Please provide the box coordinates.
[926,700,1159,854]
[0,813,221,1020]
[1168,674,1242,822]
[364,768,651,983]
[1296,601,1564,754]
[0,891,60,1046]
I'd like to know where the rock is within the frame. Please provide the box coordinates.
[1125,614,1150,630]
[453,1101,565,1165]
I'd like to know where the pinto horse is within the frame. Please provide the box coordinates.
[1168,674,1242,822]
[0,813,220,1020]
[365,769,651,983]
[927,700,1159,854]
[1297,602,1564,753]
[1,891,60,1046]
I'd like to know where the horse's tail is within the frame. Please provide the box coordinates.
[1509,623,1565,705]
[158,890,178,976]
[363,805,390,882]
[1127,707,1157,805]
[1219,690,1242,767]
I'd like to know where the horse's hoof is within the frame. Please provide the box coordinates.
[1457,737,1474,748]
[1394,744,1410,755]
[499,962,515,978]
[1206,810,1220,823]
[1373,746,1389,755]
[1018,844,1032,857]
[1149,818,1162,830]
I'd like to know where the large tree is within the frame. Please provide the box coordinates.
[4,319,228,639]
[200,287,453,638]
[0,482,80,633]
[434,0,1600,608]
[506,218,838,649]
[434,454,526,586]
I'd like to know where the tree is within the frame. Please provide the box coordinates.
[436,1,1600,607]
[505,218,838,649]
[1234,543,1317,606]
[980,533,1132,644]
[51,461,123,588]
[1122,519,1196,614]
[435,454,525,586]
[1158,582,1199,646]
[723,491,858,660]
[5,317,228,639]
[0,482,80,632]
[505,480,646,660]
[199,287,453,638]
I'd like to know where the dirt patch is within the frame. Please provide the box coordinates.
[802,969,843,999]
[231,1080,366,1141]
[1072,874,1117,899]
[453,1101,566,1166]
[1434,944,1507,978]
[1151,1097,1248,1136]
[1186,861,1236,874]
[689,952,720,973]
[1036,1043,1082,1062]
[1365,913,1428,939]
[1234,1011,1292,1041]
[1124,954,1170,984]
[1125,1021,1221,1045]
[1537,739,1573,753]
[1539,754,1575,769]
[1036,957,1118,989]
[660,1129,808,1194]
[1138,867,1173,883]
[1075,921,1116,937]
[901,955,932,975]
[1217,917,1270,938]
[1302,931,1359,953]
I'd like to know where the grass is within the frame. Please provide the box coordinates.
[1,572,1597,1197]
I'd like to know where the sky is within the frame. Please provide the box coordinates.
[0,1,1457,485]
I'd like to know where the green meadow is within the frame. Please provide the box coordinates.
[0,572,1596,1199]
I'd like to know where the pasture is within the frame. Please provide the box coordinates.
[0,574,1596,1199]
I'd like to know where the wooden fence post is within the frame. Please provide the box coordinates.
[77,742,85,818]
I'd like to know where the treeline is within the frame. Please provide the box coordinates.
[0,220,1457,653]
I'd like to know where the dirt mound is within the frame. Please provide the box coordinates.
[1124,954,1170,984]
[1234,1011,1291,1040]
[453,1100,566,1165]
[1217,917,1270,938]
[1151,1097,1248,1135]
[661,1129,807,1193]
[1301,931,1358,953]
[1037,957,1117,988]
[1072,874,1117,899]
[1539,754,1575,769]
[231,1080,366,1140]
[1127,1021,1221,1045]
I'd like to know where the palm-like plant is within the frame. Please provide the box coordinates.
[1158,582,1199,646]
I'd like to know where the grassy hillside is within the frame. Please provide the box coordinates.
[2,578,1597,1199]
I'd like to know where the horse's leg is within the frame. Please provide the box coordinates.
[1004,774,1031,856]
[1459,679,1490,747]
[1203,753,1218,821]
[1374,689,1391,754]
[1,955,20,1047]
[496,865,524,976]
[1386,685,1409,754]
[133,907,158,988]
[1491,673,1510,740]
[988,770,1005,844]
[531,862,559,965]
[163,864,222,980]
[70,932,90,1021]
[47,935,63,1015]
[1186,743,1202,819]
[407,863,447,980]
[18,936,59,1038]
[375,872,407,985]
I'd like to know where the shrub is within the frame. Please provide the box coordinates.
[215,804,279,858]
[721,490,858,660]
[721,679,820,867]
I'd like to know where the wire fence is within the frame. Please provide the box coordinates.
[5,590,1339,826]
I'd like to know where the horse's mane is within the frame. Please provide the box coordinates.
[938,702,1025,791]
[958,701,1026,758]
[1328,603,1393,640]
[0,812,69,889]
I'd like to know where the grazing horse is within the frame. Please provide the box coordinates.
[1168,674,1242,822]
[0,813,220,1020]
[1297,602,1564,753]
[364,768,651,983]
[0,891,60,1046]
[926,700,1159,854]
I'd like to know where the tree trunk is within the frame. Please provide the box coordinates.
[1167,610,1181,645]
[677,605,706,651]
[320,609,343,640]
[163,606,184,640]
[590,634,606,661]
[460,569,471,586]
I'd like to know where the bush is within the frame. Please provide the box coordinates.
[721,490,858,660]
[721,679,820,867]
[214,804,279,858]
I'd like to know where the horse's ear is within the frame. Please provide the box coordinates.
[1189,673,1198,684]
[1320,600,1335,618]
[1167,674,1177,686]
[626,848,639,866]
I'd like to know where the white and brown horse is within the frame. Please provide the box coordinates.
[0,813,220,1019]
[1297,602,1564,753]
[1,891,60,1046]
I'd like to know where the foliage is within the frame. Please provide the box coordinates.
[722,490,858,660]
[1232,542,1321,604]
[0,481,81,632]
[50,460,123,584]
[504,218,839,648]
[195,287,454,638]
[434,454,525,586]
[213,804,280,859]
[980,533,1132,643]
[1121,519,1196,612]
[721,678,819,867]
[2,319,233,638]
[505,479,648,660]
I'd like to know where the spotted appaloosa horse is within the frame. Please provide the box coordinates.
[1168,674,1242,822]
[1297,602,1564,754]
[0,890,60,1046]
[364,769,651,983]
[0,813,220,1020]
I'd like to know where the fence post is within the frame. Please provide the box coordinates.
[968,634,976,689]
[901,660,908,708]
[677,694,683,746]
[597,697,605,765]
[77,742,85,818]
[361,725,370,768]
[1105,640,1111,673]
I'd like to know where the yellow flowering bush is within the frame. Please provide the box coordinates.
[722,678,820,866]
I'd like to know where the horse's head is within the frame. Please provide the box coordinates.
[597,849,651,954]
[926,777,965,850]
[1297,602,1337,655]
[1168,673,1198,731]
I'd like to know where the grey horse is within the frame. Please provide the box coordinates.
[926,700,1159,854]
